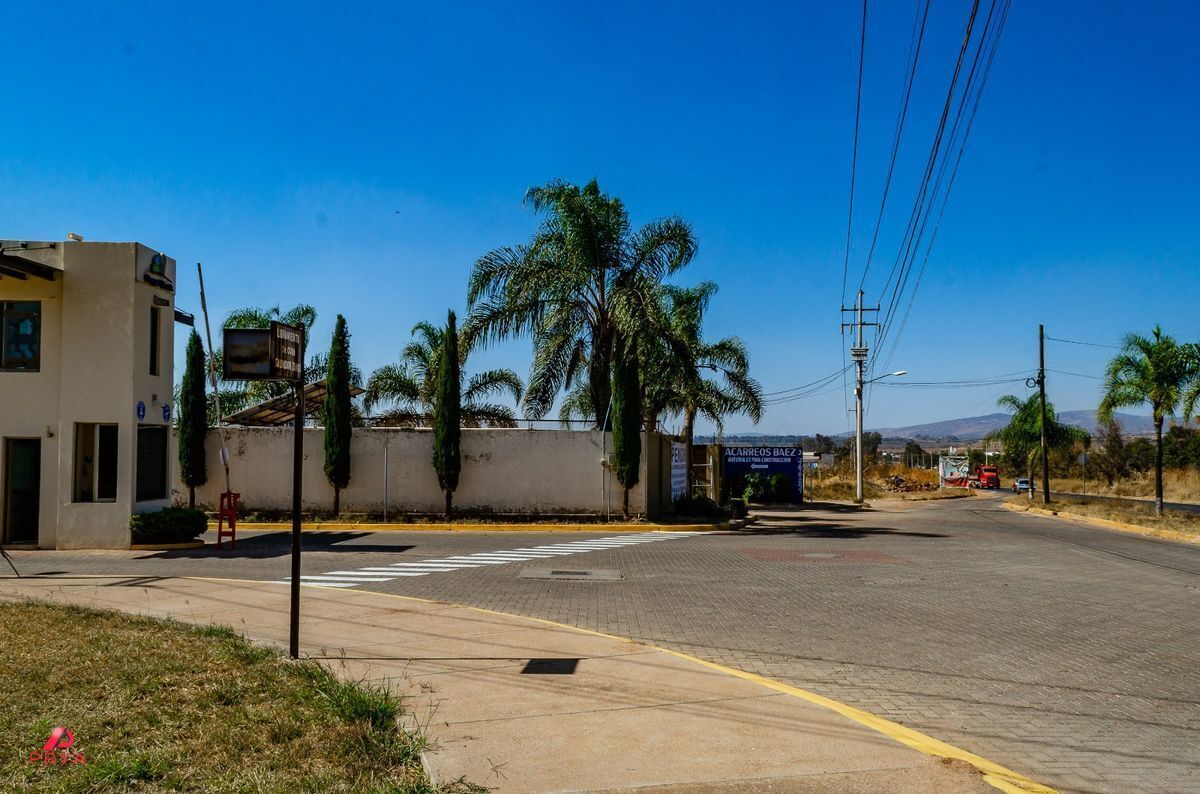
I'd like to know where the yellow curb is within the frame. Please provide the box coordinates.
[251,581,1055,794]
[207,522,731,533]
[1001,501,1200,545]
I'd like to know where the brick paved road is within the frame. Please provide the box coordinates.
[8,495,1200,793]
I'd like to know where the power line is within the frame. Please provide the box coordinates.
[841,0,869,307]
[762,366,850,397]
[857,0,931,294]
[1045,336,1121,350]
[876,0,1011,375]
[1048,368,1104,381]
[875,0,984,331]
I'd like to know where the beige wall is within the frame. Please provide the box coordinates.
[175,427,670,517]
[0,262,63,547]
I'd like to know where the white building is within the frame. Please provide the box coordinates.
[0,239,178,549]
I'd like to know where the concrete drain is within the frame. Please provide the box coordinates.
[518,568,622,581]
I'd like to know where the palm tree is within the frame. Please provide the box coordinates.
[363,320,523,427]
[989,393,1083,491]
[563,282,763,495]
[466,179,697,426]
[1099,327,1200,516]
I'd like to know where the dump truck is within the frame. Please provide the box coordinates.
[973,465,1001,489]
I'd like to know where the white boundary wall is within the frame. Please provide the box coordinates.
[172,427,667,516]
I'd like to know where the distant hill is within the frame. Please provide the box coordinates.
[870,410,1155,441]
[701,410,1157,446]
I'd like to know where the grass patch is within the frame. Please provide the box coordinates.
[1005,495,1200,539]
[1052,469,1200,504]
[0,601,478,792]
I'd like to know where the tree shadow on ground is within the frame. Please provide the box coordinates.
[135,531,416,560]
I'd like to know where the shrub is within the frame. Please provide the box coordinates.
[130,508,207,545]
[742,472,770,502]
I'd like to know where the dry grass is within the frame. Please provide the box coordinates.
[1005,495,1200,540]
[0,601,478,793]
[1052,469,1200,503]
[805,465,959,502]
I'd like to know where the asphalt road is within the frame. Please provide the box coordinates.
[8,494,1200,793]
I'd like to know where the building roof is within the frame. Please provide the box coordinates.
[0,242,64,281]
[222,380,365,427]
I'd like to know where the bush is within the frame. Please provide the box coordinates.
[130,508,207,545]
[742,473,770,502]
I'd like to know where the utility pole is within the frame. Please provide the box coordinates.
[1038,324,1051,505]
[841,289,879,504]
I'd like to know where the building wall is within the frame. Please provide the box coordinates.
[175,427,667,517]
[0,262,63,547]
[1,240,176,550]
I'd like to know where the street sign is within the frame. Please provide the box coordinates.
[222,322,304,382]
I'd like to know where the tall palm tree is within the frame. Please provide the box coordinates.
[363,320,523,427]
[466,179,697,426]
[1099,326,1200,516]
[559,282,763,496]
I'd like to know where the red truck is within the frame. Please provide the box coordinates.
[972,465,1001,489]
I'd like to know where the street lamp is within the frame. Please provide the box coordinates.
[855,370,906,504]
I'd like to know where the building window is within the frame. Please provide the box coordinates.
[149,306,161,376]
[136,425,168,502]
[1,301,41,372]
[73,423,118,503]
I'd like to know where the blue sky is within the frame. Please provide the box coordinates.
[3,1,1197,435]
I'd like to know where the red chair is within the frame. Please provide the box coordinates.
[217,492,240,549]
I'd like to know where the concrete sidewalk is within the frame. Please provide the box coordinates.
[0,575,998,792]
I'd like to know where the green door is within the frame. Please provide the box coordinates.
[3,439,40,544]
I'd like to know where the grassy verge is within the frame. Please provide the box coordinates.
[1051,470,1200,503]
[0,601,478,793]
[1005,495,1200,540]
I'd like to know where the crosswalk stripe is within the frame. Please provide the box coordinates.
[299,575,396,582]
[267,531,700,589]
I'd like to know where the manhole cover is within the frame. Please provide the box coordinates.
[518,568,622,581]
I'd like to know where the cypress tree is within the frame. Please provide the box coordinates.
[611,335,642,518]
[178,330,208,508]
[323,315,353,515]
[433,309,462,519]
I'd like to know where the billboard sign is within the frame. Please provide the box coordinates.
[939,455,970,487]
[222,322,304,382]
[670,442,688,501]
[722,446,804,502]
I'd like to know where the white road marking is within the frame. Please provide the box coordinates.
[269,532,698,589]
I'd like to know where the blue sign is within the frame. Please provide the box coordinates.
[723,447,805,502]
[136,401,146,421]
[162,404,172,422]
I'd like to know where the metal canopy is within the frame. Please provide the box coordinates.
[222,379,364,427]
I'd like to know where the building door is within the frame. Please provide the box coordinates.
[3,438,40,544]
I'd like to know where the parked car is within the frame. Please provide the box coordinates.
[1013,478,1035,493]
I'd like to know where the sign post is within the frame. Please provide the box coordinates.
[223,321,305,658]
